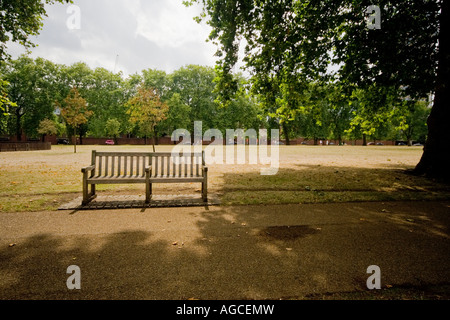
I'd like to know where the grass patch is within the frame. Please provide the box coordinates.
[1,145,449,212]
[220,167,450,205]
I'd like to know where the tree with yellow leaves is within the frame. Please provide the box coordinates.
[126,85,169,152]
[60,87,93,153]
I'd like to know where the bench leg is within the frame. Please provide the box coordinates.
[145,182,152,204]
[202,179,208,202]
[82,183,97,205]
[82,178,89,205]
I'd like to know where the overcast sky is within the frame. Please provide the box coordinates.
[8,0,219,77]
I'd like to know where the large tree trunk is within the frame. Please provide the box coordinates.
[414,0,450,182]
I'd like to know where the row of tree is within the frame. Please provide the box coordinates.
[0,55,429,146]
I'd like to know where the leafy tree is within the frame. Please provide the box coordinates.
[1,55,60,140]
[37,118,58,141]
[60,87,93,153]
[394,99,431,145]
[158,93,191,136]
[83,68,127,137]
[126,85,169,152]
[105,118,121,144]
[142,69,170,100]
[0,0,72,61]
[0,79,16,134]
[169,65,218,135]
[191,0,450,181]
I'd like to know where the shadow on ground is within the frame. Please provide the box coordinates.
[219,165,450,205]
[1,200,449,299]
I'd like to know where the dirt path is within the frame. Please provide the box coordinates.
[1,200,449,300]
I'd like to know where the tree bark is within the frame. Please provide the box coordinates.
[282,122,290,145]
[414,0,450,182]
[73,127,77,153]
[15,109,22,141]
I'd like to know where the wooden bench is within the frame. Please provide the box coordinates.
[81,150,208,205]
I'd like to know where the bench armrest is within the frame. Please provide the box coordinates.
[145,165,152,175]
[81,165,95,173]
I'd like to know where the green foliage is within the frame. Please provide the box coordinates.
[60,87,92,152]
[0,0,72,61]
[0,55,62,139]
[105,118,122,139]
[37,118,58,137]
[190,0,442,150]
[126,85,169,151]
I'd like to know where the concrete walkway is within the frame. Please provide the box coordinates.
[0,201,449,300]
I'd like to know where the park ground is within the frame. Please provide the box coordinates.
[0,145,449,300]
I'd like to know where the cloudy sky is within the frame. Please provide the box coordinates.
[8,0,219,77]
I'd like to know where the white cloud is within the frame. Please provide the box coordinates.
[6,0,217,76]
[133,0,210,48]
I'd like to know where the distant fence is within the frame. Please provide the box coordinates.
[0,142,51,152]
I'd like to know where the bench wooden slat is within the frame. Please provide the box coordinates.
[190,154,193,177]
[196,155,199,176]
[142,156,146,177]
[105,156,109,176]
[136,155,140,177]
[173,157,176,177]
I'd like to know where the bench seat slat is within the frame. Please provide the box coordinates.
[87,176,204,184]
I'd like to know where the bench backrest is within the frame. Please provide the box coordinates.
[91,150,205,178]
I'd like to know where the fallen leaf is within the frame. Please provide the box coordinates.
[406,218,415,223]
[172,241,178,246]
[9,243,16,247]
[286,248,292,251]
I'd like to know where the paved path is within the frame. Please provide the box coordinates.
[0,201,449,300]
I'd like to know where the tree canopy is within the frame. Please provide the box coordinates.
[188,0,449,181]
[0,0,72,61]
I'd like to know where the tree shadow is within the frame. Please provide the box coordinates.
[1,199,449,299]
[220,164,450,200]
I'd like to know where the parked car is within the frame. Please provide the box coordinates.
[105,139,115,145]
[57,138,69,145]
